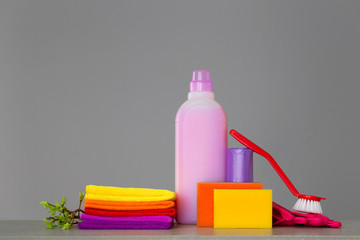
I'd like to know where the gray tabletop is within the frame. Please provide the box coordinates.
[0,220,357,239]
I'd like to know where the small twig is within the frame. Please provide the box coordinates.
[78,197,83,210]
[41,192,85,229]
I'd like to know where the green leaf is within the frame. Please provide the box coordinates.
[58,206,64,213]
[79,192,85,201]
[51,209,56,216]
[40,201,49,208]
[46,223,54,229]
[62,223,71,230]
[64,211,70,218]
[61,197,67,206]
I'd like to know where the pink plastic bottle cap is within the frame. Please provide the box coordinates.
[193,70,210,81]
[190,70,213,92]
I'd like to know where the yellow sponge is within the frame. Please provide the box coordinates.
[214,189,272,229]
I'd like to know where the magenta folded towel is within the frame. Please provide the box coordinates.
[78,213,174,230]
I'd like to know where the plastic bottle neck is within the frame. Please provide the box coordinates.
[188,91,215,100]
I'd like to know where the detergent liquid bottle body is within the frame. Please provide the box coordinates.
[175,70,227,224]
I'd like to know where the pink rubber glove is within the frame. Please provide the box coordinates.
[272,202,341,227]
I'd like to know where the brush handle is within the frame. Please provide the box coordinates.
[229,129,300,197]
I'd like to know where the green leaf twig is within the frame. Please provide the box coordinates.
[40,192,85,230]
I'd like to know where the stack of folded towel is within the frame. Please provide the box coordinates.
[78,185,176,230]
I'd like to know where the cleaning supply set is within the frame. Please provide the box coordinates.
[175,70,340,229]
[79,185,176,229]
[75,70,339,230]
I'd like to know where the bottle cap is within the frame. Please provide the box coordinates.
[190,70,213,92]
[226,148,253,182]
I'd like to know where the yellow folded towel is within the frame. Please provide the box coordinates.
[85,185,176,202]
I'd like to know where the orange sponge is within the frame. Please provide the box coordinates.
[197,182,263,227]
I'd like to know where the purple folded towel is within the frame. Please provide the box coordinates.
[78,213,174,230]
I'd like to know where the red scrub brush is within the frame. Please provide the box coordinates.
[229,129,326,214]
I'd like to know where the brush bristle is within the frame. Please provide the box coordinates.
[292,198,323,214]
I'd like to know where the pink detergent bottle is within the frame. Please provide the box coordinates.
[175,70,227,224]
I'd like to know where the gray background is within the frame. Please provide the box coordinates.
[0,0,359,220]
